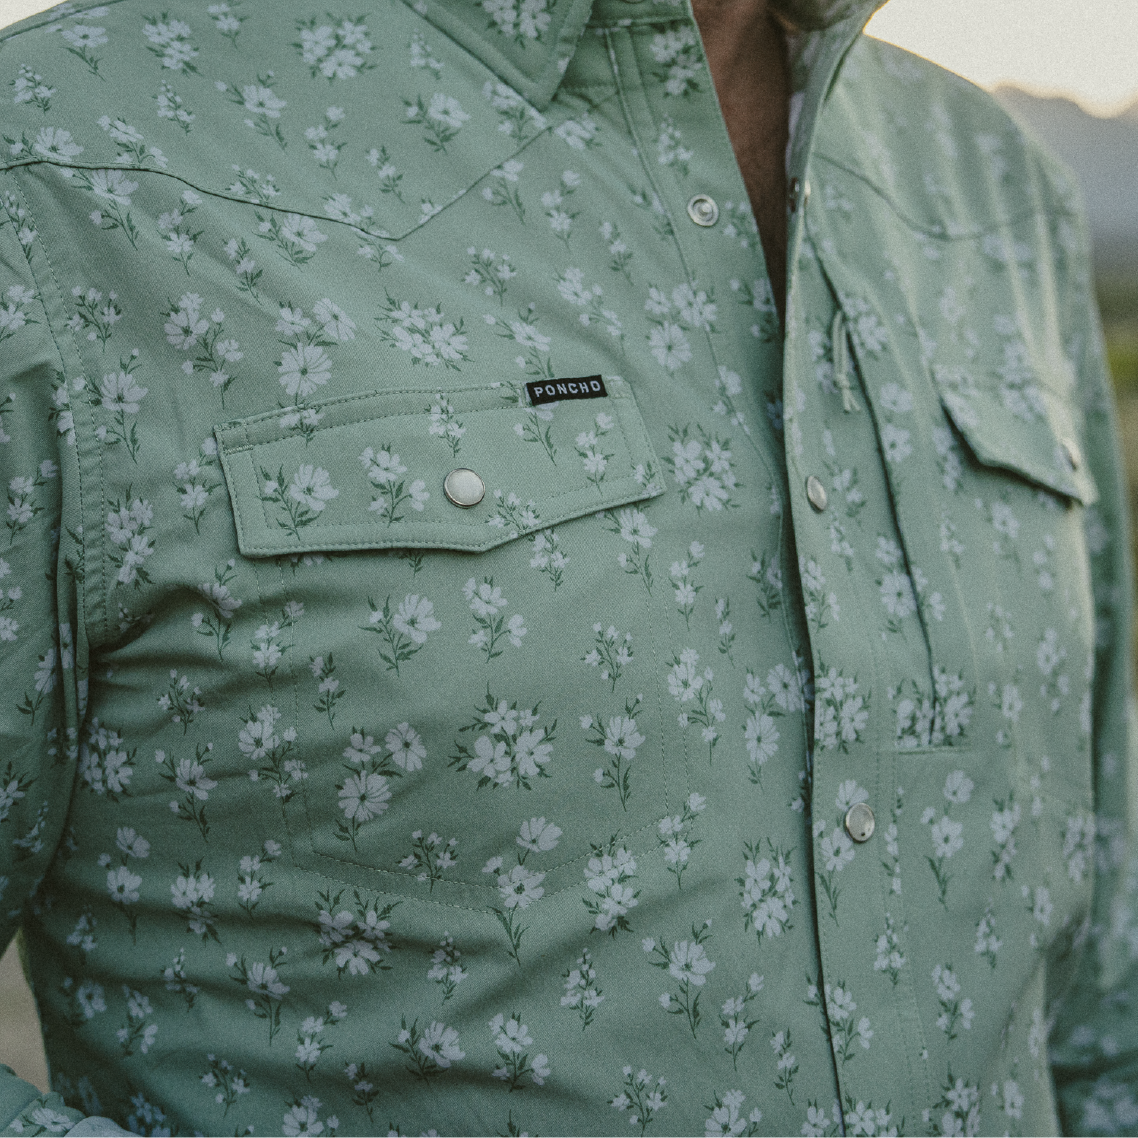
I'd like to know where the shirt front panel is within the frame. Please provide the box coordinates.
[782,40,1100,1134]
[2,3,843,1133]
[0,3,1113,1137]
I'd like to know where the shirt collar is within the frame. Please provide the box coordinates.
[773,0,886,32]
[406,0,888,110]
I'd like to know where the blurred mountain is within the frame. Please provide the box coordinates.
[992,86,1138,277]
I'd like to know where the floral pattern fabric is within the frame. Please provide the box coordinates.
[0,0,1134,1135]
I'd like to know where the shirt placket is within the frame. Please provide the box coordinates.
[599,4,944,1124]
[785,229,938,1123]
[598,2,866,1121]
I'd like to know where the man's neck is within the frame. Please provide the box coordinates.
[692,0,791,321]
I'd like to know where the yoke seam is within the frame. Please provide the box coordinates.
[811,151,1075,241]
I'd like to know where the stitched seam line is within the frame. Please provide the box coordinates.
[218,388,636,449]
[4,169,106,647]
[812,151,1073,240]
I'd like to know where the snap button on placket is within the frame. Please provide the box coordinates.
[805,474,828,512]
[686,194,719,227]
[844,803,875,843]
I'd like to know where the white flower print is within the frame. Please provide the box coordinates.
[104,496,154,587]
[377,296,470,367]
[364,594,441,674]
[931,964,974,1039]
[463,577,526,660]
[385,723,426,771]
[921,774,971,907]
[479,0,551,42]
[451,692,553,790]
[254,212,327,266]
[805,980,872,1065]
[880,423,912,464]
[360,445,428,522]
[296,17,373,79]
[942,770,974,805]
[611,1066,668,1131]
[643,925,715,1037]
[0,285,35,345]
[33,126,84,162]
[814,666,866,753]
[338,771,391,824]
[291,465,338,514]
[399,831,458,890]
[583,695,645,809]
[555,112,598,150]
[402,92,470,151]
[391,1017,465,1081]
[494,864,545,909]
[874,912,907,984]
[11,65,55,112]
[739,844,795,940]
[313,298,355,342]
[931,817,963,859]
[667,648,724,760]
[98,115,166,168]
[704,1089,763,1137]
[314,891,396,980]
[648,321,692,372]
[489,1012,549,1088]
[240,705,299,800]
[427,934,467,1002]
[1063,812,1095,884]
[649,27,703,97]
[107,865,142,905]
[561,949,604,1028]
[743,710,779,782]
[583,623,633,688]
[584,842,639,934]
[144,18,198,72]
[59,25,108,75]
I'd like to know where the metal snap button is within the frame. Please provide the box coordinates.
[687,194,719,227]
[844,802,875,843]
[788,176,801,213]
[443,468,485,508]
[805,474,828,513]
[1061,437,1083,471]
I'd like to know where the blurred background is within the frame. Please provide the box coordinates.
[0,0,1136,1100]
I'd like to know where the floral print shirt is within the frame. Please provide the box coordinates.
[0,0,1134,1134]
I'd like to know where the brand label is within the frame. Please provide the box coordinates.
[526,376,607,406]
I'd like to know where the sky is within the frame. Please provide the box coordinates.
[866,0,1138,118]
[2,0,1137,117]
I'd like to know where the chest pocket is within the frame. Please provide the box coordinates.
[215,379,676,913]
[216,380,661,554]
[924,360,1099,795]
[931,362,1098,508]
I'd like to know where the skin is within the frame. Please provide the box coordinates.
[692,0,791,319]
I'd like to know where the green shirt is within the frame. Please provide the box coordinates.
[0,0,1134,1134]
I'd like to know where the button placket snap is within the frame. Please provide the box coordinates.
[805,475,828,512]
[1061,438,1083,471]
[686,194,719,227]
[844,803,875,843]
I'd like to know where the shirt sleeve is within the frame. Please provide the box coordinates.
[0,174,91,1134]
[1047,202,1138,1134]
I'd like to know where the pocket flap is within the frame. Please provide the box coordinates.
[931,365,1099,506]
[215,379,663,556]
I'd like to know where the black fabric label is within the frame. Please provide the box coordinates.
[526,376,607,406]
